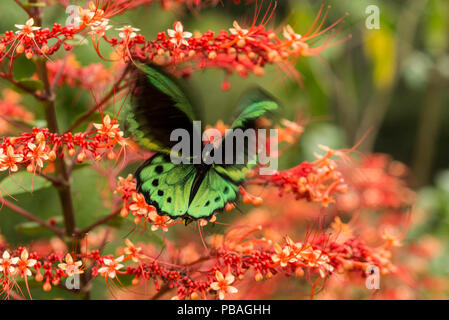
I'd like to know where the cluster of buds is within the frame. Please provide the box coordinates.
[0,115,126,175]
[253,145,349,207]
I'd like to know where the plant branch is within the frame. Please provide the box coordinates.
[30,2,77,239]
[79,208,121,235]
[65,67,130,133]
[14,0,33,17]
[2,199,64,238]
[0,73,47,102]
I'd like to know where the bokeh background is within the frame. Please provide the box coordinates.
[0,0,448,299]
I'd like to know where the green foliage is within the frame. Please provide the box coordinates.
[0,171,52,196]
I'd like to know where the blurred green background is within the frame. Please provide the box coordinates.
[1,0,449,298]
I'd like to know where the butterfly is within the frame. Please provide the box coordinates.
[127,63,279,222]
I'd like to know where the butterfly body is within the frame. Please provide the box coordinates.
[129,64,279,221]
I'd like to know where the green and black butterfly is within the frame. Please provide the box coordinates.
[127,64,279,222]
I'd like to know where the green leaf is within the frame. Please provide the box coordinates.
[0,171,52,196]
[15,78,44,92]
[363,28,396,89]
[104,215,124,229]
[23,2,46,8]
[14,221,46,236]
[14,216,62,236]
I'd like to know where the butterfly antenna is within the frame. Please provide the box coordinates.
[234,204,244,215]
[197,221,208,252]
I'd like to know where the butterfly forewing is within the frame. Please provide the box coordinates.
[128,64,201,154]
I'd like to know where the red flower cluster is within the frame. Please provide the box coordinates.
[0,220,399,300]
[0,1,345,85]
[336,154,416,212]
[0,18,77,63]
[252,145,349,207]
[47,55,124,92]
[116,13,345,82]
[0,115,126,176]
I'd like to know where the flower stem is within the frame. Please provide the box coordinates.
[29,1,77,241]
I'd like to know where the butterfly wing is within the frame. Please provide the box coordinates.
[128,63,200,154]
[134,83,279,221]
[231,87,279,131]
[212,87,280,167]
[185,88,280,220]
[187,166,240,220]
[136,154,196,218]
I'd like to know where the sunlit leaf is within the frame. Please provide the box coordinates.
[363,29,396,89]
[15,78,44,93]
[0,171,52,197]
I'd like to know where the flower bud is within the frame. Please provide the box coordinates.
[35,272,44,282]
[253,66,265,76]
[120,207,129,218]
[43,282,52,292]
[25,50,33,59]
[255,272,263,282]
[77,152,86,163]
[48,150,57,161]
[107,150,116,160]
[242,193,252,204]
[27,164,35,173]
[295,267,304,278]
[225,202,235,212]
[227,47,236,55]
[208,51,217,60]
[40,44,49,54]
[237,39,246,47]
[252,196,263,207]
[221,79,231,91]
[190,292,199,300]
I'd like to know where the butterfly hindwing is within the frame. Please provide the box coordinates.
[187,166,240,219]
[137,156,242,220]
[137,154,196,218]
